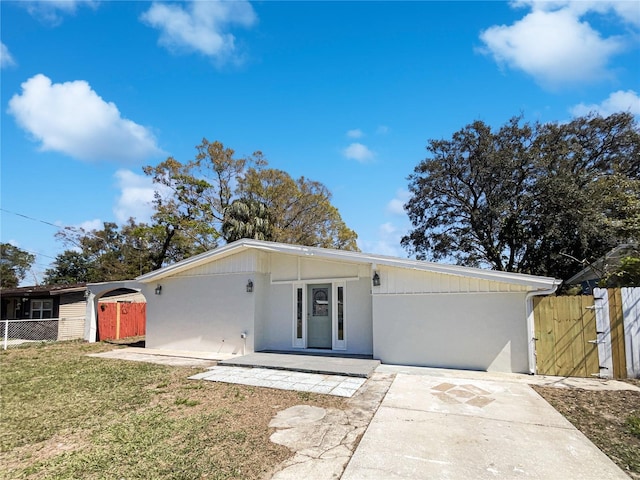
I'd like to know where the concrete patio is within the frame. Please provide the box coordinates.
[218,352,380,378]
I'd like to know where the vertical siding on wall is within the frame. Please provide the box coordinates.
[378,266,529,295]
[173,250,266,277]
[270,253,364,282]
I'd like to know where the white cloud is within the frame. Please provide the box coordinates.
[376,125,389,135]
[479,5,627,88]
[141,0,257,61]
[359,222,406,257]
[343,142,374,163]
[513,1,640,27]
[570,90,640,117]
[386,189,411,216]
[113,169,166,223]
[24,0,98,25]
[346,129,364,139]
[8,74,163,162]
[1,42,16,68]
[76,218,103,232]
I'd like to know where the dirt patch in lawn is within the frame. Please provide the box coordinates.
[1,340,346,480]
[533,379,640,479]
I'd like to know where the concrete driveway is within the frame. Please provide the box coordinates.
[342,372,629,480]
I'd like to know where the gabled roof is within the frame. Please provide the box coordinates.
[565,243,638,284]
[136,239,560,290]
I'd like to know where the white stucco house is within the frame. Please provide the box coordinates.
[129,239,561,374]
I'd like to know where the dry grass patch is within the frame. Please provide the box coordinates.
[533,380,640,479]
[1,341,346,479]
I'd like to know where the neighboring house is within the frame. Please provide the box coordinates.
[134,239,560,374]
[0,283,88,341]
[2,284,148,343]
[566,243,639,293]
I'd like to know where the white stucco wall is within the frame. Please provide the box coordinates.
[343,277,373,355]
[372,292,529,373]
[144,274,255,354]
[254,281,291,352]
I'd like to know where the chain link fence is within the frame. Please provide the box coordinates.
[2,317,85,350]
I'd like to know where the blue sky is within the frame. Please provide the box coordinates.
[1,0,639,284]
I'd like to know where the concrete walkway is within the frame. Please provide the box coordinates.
[191,366,366,397]
[219,352,380,378]
[341,372,630,480]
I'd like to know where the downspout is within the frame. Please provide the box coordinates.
[525,281,561,375]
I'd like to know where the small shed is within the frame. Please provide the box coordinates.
[135,240,560,374]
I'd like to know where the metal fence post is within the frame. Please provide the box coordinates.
[3,320,8,350]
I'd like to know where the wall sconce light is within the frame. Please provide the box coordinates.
[246,280,254,293]
[155,284,162,295]
[372,271,381,287]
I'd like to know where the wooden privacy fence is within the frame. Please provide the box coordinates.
[97,302,146,341]
[534,287,640,379]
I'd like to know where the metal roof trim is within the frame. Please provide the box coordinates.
[135,239,560,289]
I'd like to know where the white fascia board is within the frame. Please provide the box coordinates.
[371,257,560,289]
[135,238,560,290]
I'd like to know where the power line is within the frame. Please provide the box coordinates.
[21,249,57,260]
[0,207,105,242]
[0,207,70,230]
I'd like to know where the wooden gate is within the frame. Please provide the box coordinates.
[97,302,146,341]
[534,296,600,377]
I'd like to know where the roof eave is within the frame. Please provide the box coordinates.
[136,239,561,290]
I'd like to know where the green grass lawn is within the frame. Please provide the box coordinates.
[1,341,345,479]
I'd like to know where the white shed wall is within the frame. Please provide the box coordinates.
[144,274,255,354]
[372,292,529,373]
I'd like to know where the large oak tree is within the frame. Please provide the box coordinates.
[402,113,640,280]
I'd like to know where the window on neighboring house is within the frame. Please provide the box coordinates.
[31,299,53,319]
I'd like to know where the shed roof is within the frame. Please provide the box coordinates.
[0,283,87,297]
[136,239,560,290]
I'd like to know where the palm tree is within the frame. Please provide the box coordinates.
[222,198,273,243]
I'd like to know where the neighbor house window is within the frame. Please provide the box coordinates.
[31,299,53,319]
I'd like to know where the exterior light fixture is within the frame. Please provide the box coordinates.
[372,272,381,287]
[246,280,254,293]
[155,284,162,295]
